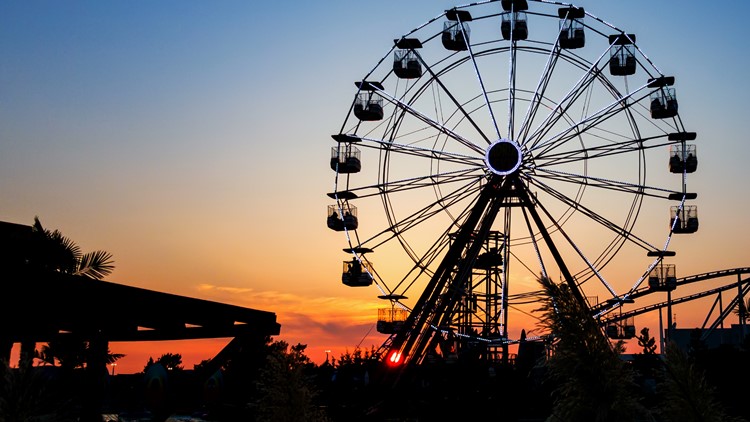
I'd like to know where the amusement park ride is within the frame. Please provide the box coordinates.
[325,0,750,380]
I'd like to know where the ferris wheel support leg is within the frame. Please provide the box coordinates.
[392,186,493,353]
[387,178,509,377]
[516,182,587,308]
[415,194,505,362]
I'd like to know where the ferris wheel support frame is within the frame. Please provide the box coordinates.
[330,1,700,384]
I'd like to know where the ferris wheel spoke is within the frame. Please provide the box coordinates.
[455,17,503,141]
[517,45,563,145]
[526,96,601,156]
[383,179,482,239]
[532,167,680,200]
[357,136,484,166]
[337,168,482,201]
[356,177,483,251]
[529,177,661,253]
[373,87,486,155]
[512,183,588,305]
[416,53,494,146]
[390,223,464,296]
[508,252,548,293]
[507,36,520,139]
[524,46,647,155]
[532,133,672,167]
[529,75,661,156]
[524,52,609,149]
[518,202,550,280]
[531,194,620,300]
[528,89,643,157]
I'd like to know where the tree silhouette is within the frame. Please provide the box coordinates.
[20,217,115,369]
[28,216,114,279]
[637,327,658,355]
[35,338,124,371]
[733,297,749,322]
[0,358,69,420]
[144,353,184,372]
[657,341,745,422]
[536,276,649,422]
[253,341,328,422]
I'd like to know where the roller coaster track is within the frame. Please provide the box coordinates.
[376,268,750,359]
[599,268,750,330]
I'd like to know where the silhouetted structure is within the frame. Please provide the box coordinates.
[0,220,280,420]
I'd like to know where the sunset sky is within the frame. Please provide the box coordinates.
[2,0,750,374]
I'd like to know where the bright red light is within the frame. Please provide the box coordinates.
[387,350,402,366]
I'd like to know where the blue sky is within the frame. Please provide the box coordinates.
[2,0,749,370]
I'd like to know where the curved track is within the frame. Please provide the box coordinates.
[599,268,750,339]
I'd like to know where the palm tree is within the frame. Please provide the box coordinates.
[732,297,749,322]
[535,276,649,422]
[19,217,115,368]
[28,216,114,279]
[34,337,125,371]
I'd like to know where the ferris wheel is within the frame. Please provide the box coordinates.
[326,0,698,367]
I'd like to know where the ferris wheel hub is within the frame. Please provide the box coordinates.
[485,138,522,176]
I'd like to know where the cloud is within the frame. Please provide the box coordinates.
[189,281,387,361]
[195,283,255,294]
[195,282,379,318]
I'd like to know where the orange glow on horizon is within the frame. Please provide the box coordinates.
[5,293,736,374]
[6,289,392,374]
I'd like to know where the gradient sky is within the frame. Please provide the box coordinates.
[2,0,749,374]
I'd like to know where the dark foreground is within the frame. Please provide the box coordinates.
[2,344,750,422]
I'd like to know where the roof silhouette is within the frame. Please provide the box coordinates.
[0,220,280,346]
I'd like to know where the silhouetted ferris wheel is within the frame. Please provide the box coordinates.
[326,0,698,368]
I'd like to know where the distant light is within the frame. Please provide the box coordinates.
[387,350,402,366]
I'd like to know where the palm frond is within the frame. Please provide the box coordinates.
[31,217,78,273]
[105,351,125,365]
[75,250,115,279]
[47,229,82,260]
[536,276,648,421]
[32,216,44,234]
[731,297,750,322]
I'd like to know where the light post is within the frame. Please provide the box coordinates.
[110,363,117,376]
[324,349,331,363]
